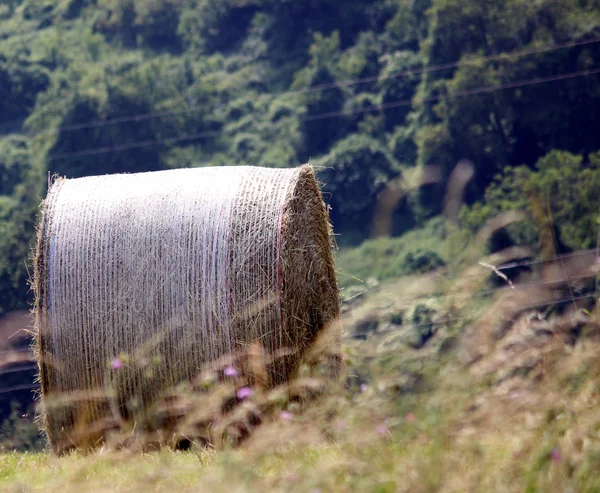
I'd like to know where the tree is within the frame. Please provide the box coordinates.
[461,149,600,254]
[0,136,31,196]
[318,134,400,244]
[293,32,349,158]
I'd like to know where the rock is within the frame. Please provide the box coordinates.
[402,323,434,349]
[351,314,380,340]
[386,310,404,326]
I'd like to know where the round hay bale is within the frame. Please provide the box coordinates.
[34,164,339,452]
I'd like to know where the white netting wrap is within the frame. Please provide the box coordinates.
[35,165,339,452]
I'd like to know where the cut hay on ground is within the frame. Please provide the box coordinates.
[34,165,339,453]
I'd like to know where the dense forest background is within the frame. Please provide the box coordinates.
[1,0,600,316]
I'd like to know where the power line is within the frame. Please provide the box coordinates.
[304,66,600,121]
[48,65,600,162]
[48,129,222,160]
[0,348,33,356]
[0,365,37,376]
[477,273,598,298]
[45,36,600,135]
[497,249,597,271]
[0,383,39,396]
[302,37,600,92]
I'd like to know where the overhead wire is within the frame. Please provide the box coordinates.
[0,383,39,396]
[497,249,598,271]
[45,36,600,135]
[304,66,600,121]
[47,65,600,162]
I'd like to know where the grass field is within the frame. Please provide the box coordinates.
[3,231,600,492]
[4,331,600,492]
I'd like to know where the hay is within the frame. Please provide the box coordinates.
[34,165,339,453]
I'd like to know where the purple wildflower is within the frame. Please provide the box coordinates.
[223,366,238,378]
[550,448,562,464]
[279,410,293,421]
[110,359,123,370]
[360,383,368,393]
[236,386,253,400]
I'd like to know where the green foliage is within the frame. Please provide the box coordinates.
[0,184,39,316]
[293,31,348,157]
[388,125,417,164]
[93,0,183,50]
[531,150,600,250]
[461,149,600,252]
[337,217,446,287]
[0,0,599,315]
[0,401,43,452]
[0,135,38,316]
[379,50,421,129]
[318,135,400,243]
[413,0,600,206]
[403,248,445,274]
[178,0,258,53]
[0,58,50,125]
[0,136,31,195]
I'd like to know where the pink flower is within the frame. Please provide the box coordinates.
[360,383,368,393]
[223,366,238,378]
[236,386,253,400]
[376,423,389,436]
[279,410,293,421]
[550,448,562,464]
[110,359,123,370]
[405,411,416,423]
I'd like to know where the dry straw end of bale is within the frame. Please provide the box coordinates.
[34,164,339,453]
